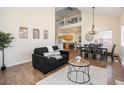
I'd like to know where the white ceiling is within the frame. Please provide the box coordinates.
[79,7,122,18]
[56,7,81,20]
[56,7,80,17]
[56,7,123,18]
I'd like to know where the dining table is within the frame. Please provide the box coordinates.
[79,43,108,61]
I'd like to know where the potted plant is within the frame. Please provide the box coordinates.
[0,31,14,71]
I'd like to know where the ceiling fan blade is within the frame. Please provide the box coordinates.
[65,7,73,10]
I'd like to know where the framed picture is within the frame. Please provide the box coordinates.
[19,27,28,39]
[43,30,48,39]
[33,29,40,39]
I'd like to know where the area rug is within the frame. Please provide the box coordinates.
[115,80,124,85]
[36,66,108,85]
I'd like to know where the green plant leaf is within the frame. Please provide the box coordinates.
[0,31,14,49]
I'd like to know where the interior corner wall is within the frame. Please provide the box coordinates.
[120,11,124,66]
[81,12,120,54]
[0,7,55,67]
[121,46,124,66]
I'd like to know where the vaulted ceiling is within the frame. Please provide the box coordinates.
[78,7,122,18]
[56,7,123,18]
[56,7,81,21]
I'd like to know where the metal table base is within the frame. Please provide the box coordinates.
[67,65,90,84]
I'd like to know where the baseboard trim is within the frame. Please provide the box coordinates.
[6,59,32,67]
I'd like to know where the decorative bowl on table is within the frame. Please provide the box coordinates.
[75,56,81,62]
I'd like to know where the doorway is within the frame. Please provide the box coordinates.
[55,7,81,50]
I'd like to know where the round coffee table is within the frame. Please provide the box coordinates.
[67,59,90,84]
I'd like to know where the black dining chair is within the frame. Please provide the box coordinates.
[114,55,121,64]
[79,44,89,57]
[84,46,92,59]
[96,47,107,61]
[79,46,88,58]
[91,45,98,59]
[85,44,97,59]
[79,47,83,57]
[105,44,116,62]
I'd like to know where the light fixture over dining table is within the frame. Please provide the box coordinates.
[89,7,98,35]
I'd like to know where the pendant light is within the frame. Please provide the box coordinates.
[89,7,97,35]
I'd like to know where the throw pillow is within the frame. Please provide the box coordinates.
[46,46,54,52]
[43,52,53,56]
[54,50,61,55]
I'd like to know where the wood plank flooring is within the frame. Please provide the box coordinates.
[0,49,124,85]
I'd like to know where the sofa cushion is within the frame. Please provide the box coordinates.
[62,54,68,59]
[49,54,62,60]
[34,47,48,56]
[34,46,65,58]
[43,52,53,57]
[52,46,59,51]
[44,51,62,60]
[54,50,61,55]
[44,49,60,56]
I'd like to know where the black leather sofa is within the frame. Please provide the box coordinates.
[32,46,69,74]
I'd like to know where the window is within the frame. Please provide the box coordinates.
[121,25,124,47]
[97,30,112,48]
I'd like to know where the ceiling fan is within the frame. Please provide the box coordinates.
[65,7,74,11]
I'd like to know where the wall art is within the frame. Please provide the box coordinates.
[19,27,28,39]
[43,30,48,39]
[33,29,40,39]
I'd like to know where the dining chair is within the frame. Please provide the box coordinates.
[91,44,98,59]
[79,46,88,58]
[105,44,116,62]
[96,48,107,61]
[79,44,88,57]
[84,46,92,58]
[79,47,83,57]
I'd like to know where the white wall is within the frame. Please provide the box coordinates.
[81,12,120,54]
[0,8,55,67]
[120,10,124,65]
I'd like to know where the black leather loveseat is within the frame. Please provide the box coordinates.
[32,46,69,74]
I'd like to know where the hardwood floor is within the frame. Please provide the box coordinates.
[0,49,124,85]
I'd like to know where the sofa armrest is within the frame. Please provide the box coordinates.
[32,54,49,74]
[60,50,69,60]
